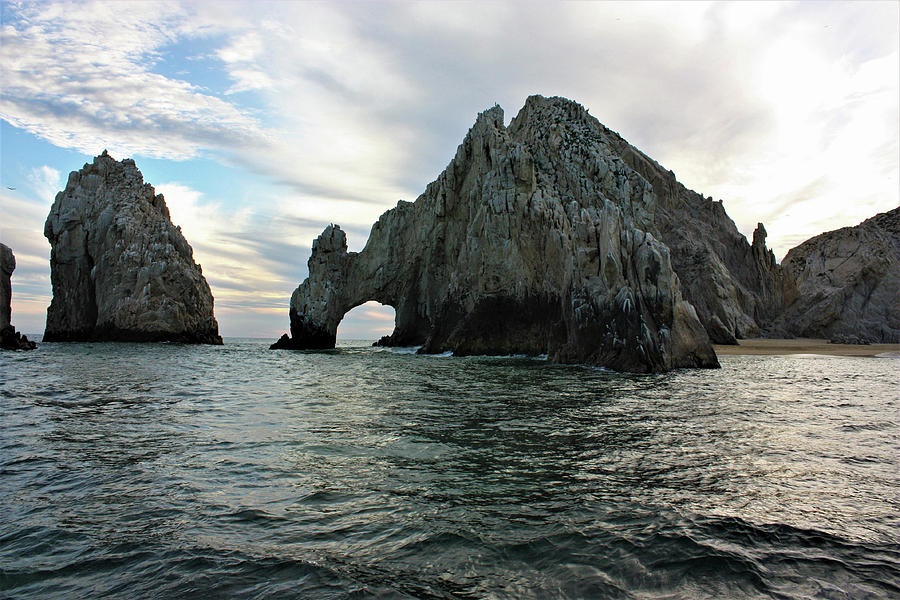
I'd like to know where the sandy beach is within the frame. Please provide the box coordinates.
[713,338,900,357]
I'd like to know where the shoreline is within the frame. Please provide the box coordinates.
[713,338,900,357]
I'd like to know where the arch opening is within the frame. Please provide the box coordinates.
[336,301,396,344]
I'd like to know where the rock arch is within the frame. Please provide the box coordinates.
[272,224,430,350]
[271,98,719,373]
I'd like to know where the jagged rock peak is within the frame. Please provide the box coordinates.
[273,96,719,372]
[777,206,900,343]
[43,152,222,344]
[752,223,767,248]
[1,243,36,350]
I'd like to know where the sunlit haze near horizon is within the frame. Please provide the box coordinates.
[1,0,898,339]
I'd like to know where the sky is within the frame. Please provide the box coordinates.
[1,0,898,339]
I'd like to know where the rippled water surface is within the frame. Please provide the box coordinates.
[2,339,899,599]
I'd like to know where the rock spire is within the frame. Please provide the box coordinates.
[43,151,222,344]
[1,243,37,350]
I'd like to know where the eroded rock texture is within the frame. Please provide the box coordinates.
[44,151,222,344]
[601,132,787,344]
[1,243,12,331]
[1,243,37,350]
[275,97,720,372]
[776,207,900,343]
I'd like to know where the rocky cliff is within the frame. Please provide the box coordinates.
[776,207,900,343]
[1,243,12,332]
[43,151,222,344]
[1,243,37,350]
[597,126,787,344]
[274,97,719,372]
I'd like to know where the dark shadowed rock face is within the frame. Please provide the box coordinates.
[1,243,13,332]
[1,243,36,350]
[776,207,900,343]
[43,152,222,344]
[274,97,719,372]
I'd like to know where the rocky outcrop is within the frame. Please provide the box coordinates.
[43,151,222,344]
[274,97,719,372]
[1,243,37,350]
[776,207,900,343]
[1,244,12,331]
[600,131,787,343]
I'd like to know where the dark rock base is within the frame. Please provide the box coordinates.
[828,334,873,345]
[1,326,37,350]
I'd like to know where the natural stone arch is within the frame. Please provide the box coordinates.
[272,98,719,372]
[272,224,430,350]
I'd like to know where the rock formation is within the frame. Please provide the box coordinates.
[597,128,787,344]
[776,207,900,343]
[274,97,719,372]
[1,244,12,331]
[43,151,222,344]
[1,243,37,350]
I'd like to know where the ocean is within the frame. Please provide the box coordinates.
[1,339,898,599]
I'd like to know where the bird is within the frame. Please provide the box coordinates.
[5,186,15,190]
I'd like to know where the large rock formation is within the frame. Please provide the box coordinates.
[43,151,222,344]
[598,128,787,344]
[1,243,37,350]
[274,97,719,372]
[776,207,900,343]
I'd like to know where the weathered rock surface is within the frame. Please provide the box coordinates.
[1,243,37,350]
[274,97,719,372]
[776,207,900,343]
[600,131,787,343]
[44,151,222,344]
[1,243,13,331]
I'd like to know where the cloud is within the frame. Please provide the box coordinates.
[0,1,273,161]
[0,189,52,334]
[26,165,61,204]
[153,182,311,333]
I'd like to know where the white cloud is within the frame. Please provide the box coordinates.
[153,182,307,335]
[0,190,52,335]
[25,165,62,204]
[337,301,395,339]
[0,1,272,160]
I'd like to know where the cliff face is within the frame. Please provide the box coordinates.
[274,97,719,372]
[600,132,787,343]
[43,151,222,344]
[1,243,37,350]
[776,207,900,343]
[1,243,12,331]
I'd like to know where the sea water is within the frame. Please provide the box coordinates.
[1,339,898,599]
